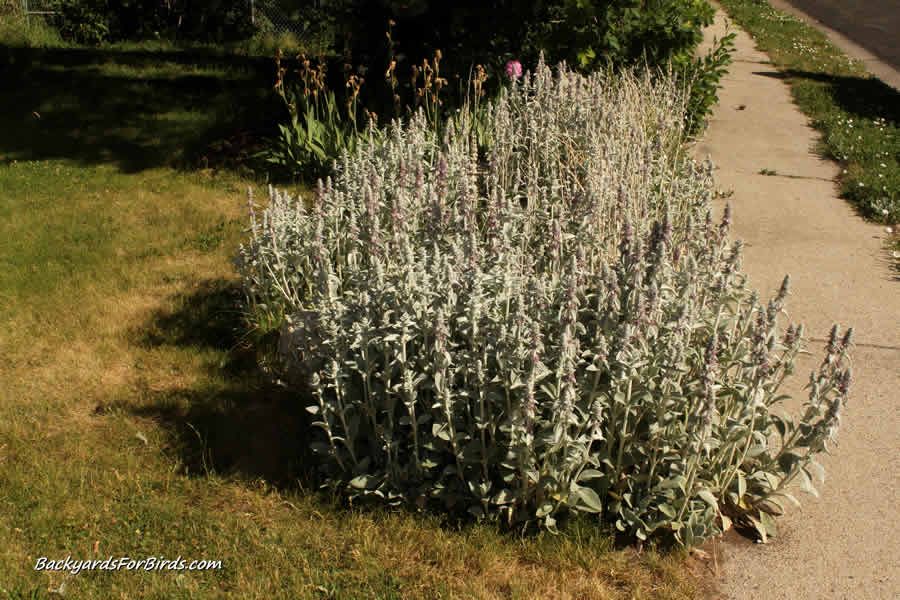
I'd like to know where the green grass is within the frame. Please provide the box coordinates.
[0,45,279,174]
[716,0,900,269]
[0,18,710,600]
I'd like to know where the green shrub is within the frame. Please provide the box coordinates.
[237,58,851,545]
[256,51,377,184]
[48,0,256,44]
[324,1,717,84]
[528,0,735,136]
[298,1,732,147]
[107,0,255,42]
[52,0,109,45]
[677,29,737,136]
[534,0,716,70]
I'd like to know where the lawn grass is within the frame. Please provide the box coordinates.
[0,21,711,600]
[715,0,900,269]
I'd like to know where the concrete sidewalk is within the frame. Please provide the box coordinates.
[693,7,900,600]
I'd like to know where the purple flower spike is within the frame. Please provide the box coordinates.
[838,368,852,396]
[840,327,854,352]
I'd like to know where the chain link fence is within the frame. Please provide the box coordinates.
[21,0,58,23]
[251,0,325,41]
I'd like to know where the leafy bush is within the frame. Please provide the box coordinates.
[288,1,733,152]
[109,0,255,42]
[530,0,736,136]
[533,0,716,71]
[257,51,377,184]
[49,0,255,44]
[237,58,852,545]
[677,29,737,136]
[52,0,109,45]
[324,1,718,87]
[258,1,734,183]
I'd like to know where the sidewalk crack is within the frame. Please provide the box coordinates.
[758,172,836,182]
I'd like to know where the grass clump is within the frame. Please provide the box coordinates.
[239,57,852,546]
[717,0,900,244]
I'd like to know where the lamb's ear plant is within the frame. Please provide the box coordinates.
[237,56,853,546]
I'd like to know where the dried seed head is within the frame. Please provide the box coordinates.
[631,235,644,269]
[827,324,840,354]
[617,184,627,213]
[838,367,852,396]
[619,214,633,258]
[704,332,719,377]
[437,156,448,184]
[840,327,854,352]
[435,307,448,350]
[826,395,842,429]
[646,280,659,315]
[662,206,673,246]
[775,274,791,305]
[530,319,544,364]
[766,298,779,326]
[725,241,742,272]
[719,202,732,236]
[752,311,771,375]
[647,220,665,260]
[552,219,562,256]
[701,333,718,426]
[783,324,797,347]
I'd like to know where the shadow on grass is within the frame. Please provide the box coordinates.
[124,280,591,537]
[774,68,900,123]
[133,382,317,488]
[0,45,281,173]
[128,278,318,489]
[123,281,695,548]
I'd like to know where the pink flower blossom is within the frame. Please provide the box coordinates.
[504,60,522,82]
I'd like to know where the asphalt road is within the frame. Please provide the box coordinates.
[778,0,900,72]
